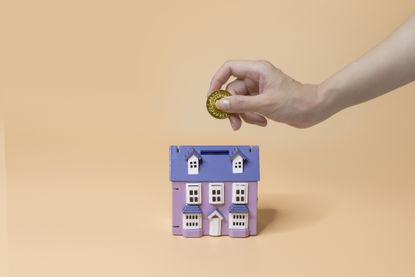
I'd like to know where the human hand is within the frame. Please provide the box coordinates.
[208,60,329,130]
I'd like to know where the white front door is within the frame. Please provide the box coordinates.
[209,216,221,236]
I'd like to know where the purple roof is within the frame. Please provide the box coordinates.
[182,205,202,214]
[170,145,260,182]
[229,204,249,213]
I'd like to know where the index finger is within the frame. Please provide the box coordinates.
[208,60,259,95]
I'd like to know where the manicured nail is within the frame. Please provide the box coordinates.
[216,98,230,110]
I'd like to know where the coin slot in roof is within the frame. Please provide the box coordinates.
[200,150,230,155]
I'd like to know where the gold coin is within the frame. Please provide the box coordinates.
[206,90,232,119]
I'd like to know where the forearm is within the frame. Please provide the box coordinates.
[319,13,415,116]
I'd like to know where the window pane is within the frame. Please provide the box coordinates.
[236,196,240,202]
[190,190,193,195]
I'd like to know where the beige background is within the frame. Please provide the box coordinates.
[1,97,9,276]
[1,1,415,276]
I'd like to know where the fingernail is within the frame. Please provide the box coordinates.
[229,116,236,130]
[216,98,230,110]
[229,115,241,131]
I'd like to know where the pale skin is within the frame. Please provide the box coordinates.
[208,13,415,130]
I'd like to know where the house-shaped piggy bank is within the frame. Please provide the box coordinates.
[169,145,260,238]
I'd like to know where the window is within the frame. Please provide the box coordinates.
[209,183,224,204]
[187,155,199,175]
[182,214,202,229]
[229,213,248,229]
[232,183,248,204]
[186,183,201,204]
[232,155,243,173]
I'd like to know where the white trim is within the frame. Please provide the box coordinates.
[232,155,243,174]
[182,214,202,229]
[232,183,248,204]
[187,155,199,175]
[229,213,248,229]
[208,210,224,220]
[186,183,201,204]
[209,183,224,204]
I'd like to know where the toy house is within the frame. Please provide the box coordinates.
[169,145,260,238]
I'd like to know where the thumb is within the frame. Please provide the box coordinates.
[215,94,267,113]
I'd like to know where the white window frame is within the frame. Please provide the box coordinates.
[229,213,248,229]
[187,155,199,175]
[182,214,202,229]
[232,183,248,204]
[186,183,201,204]
[232,155,243,174]
[209,183,224,205]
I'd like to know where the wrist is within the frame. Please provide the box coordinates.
[316,81,343,121]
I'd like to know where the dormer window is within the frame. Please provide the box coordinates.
[186,149,202,175]
[230,148,246,174]
[232,155,243,174]
[188,155,199,175]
